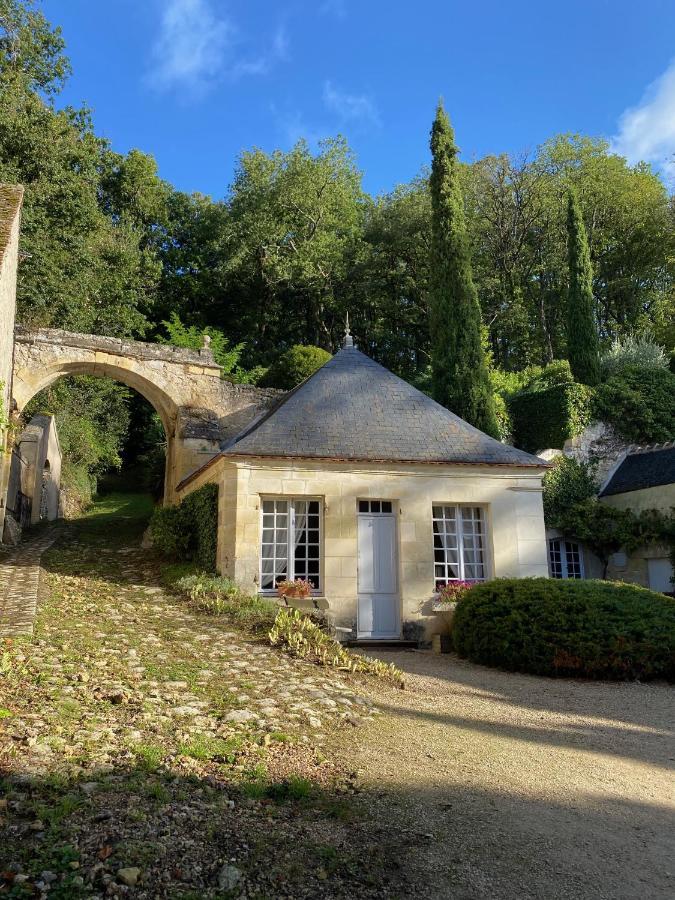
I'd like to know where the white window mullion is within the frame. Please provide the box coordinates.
[288,502,296,582]
[457,506,465,581]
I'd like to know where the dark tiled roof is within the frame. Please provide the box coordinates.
[600,443,675,496]
[224,346,546,467]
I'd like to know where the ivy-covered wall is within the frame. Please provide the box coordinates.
[508,382,592,453]
[150,482,219,571]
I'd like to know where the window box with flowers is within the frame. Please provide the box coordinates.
[431,580,477,652]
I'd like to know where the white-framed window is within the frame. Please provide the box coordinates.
[260,498,321,592]
[432,505,487,588]
[548,538,584,579]
[358,499,393,514]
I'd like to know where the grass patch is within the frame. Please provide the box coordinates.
[179,734,244,763]
[134,744,165,772]
[268,731,294,744]
[170,573,278,632]
[67,492,155,546]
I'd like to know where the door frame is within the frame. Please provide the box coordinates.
[356,500,401,639]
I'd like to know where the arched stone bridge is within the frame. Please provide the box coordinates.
[12,327,279,502]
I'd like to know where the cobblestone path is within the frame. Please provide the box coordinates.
[0,527,59,637]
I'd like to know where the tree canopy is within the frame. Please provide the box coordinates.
[2,0,674,498]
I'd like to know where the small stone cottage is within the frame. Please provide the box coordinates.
[546,442,675,591]
[178,334,549,640]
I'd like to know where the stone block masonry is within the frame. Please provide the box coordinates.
[10,328,282,505]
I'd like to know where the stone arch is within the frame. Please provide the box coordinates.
[10,328,280,509]
[12,359,180,503]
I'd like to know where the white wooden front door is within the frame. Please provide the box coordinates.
[357,507,400,638]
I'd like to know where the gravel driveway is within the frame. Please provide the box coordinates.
[331,650,675,900]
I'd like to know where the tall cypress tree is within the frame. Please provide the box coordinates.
[566,189,600,385]
[428,102,499,438]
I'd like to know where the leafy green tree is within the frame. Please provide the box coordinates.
[542,456,598,526]
[158,312,263,384]
[0,0,69,95]
[0,1,168,337]
[225,137,365,351]
[24,376,131,506]
[259,345,331,389]
[566,189,600,384]
[428,102,499,437]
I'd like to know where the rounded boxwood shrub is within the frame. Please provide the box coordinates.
[453,578,675,681]
[259,345,331,390]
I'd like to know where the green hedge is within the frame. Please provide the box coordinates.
[592,365,675,444]
[453,578,675,681]
[259,345,331,390]
[508,382,592,452]
[150,483,218,571]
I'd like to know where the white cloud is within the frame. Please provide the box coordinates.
[323,80,380,127]
[147,0,289,94]
[611,58,675,178]
[147,0,233,93]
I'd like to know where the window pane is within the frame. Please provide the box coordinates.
[382,501,392,513]
[261,497,321,591]
[371,500,381,513]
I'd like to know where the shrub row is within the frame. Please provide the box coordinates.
[508,382,592,452]
[150,483,218,570]
[453,578,675,681]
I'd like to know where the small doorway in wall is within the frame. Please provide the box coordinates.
[647,558,674,594]
[356,500,400,639]
[39,460,51,521]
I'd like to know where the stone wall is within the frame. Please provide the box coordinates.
[0,185,24,539]
[12,327,281,503]
[178,456,549,640]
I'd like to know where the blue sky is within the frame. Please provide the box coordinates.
[43,0,675,198]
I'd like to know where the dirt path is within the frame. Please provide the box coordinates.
[331,650,675,900]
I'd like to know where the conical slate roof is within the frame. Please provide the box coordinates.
[225,346,545,467]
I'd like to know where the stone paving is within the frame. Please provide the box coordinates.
[0,512,398,898]
[0,526,59,637]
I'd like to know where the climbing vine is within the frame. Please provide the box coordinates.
[544,456,675,582]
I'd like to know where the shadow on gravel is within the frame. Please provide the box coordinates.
[1,763,408,899]
[366,650,675,771]
[2,762,673,899]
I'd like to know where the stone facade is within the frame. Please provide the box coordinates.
[178,456,549,640]
[11,327,280,505]
[5,415,63,536]
[601,483,675,590]
[0,185,24,541]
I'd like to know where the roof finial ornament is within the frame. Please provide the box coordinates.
[343,311,354,349]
